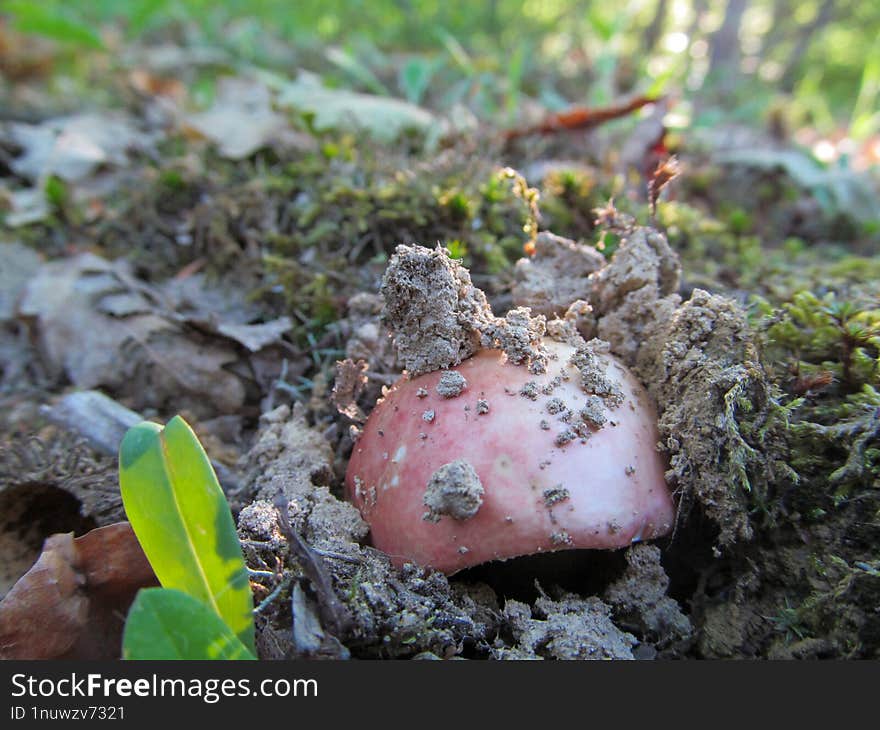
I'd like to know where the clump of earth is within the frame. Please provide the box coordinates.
[231,221,782,659]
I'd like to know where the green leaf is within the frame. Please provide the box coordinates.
[119,416,255,653]
[126,0,171,39]
[325,46,389,96]
[399,57,437,105]
[277,76,439,144]
[6,1,104,49]
[124,588,256,660]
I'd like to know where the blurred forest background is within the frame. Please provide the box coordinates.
[2,0,878,161]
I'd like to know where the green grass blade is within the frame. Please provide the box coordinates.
[119,416,255,653]
[124,588,256,660]
[6,1,105,49]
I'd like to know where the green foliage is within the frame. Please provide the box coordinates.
[759,291,880,391]
[43,176,70,216]
[537,166,608,246]
[6,0,104,49]
[399,57,440,105]
[792,385,880,490]
[123,588,256,660]
[7,0,879,135]
[445,239,467,261]
[767,598,809,643]
[794,556,880,657]
[119,416,255,655]
[755,292,880,511]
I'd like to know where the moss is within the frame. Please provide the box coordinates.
[796,556,880,658]
[752,291,880,519]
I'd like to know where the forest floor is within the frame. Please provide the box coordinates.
[1,30,879,659]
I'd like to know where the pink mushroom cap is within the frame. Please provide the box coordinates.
[345,338,674,574]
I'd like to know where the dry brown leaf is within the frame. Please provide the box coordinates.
[331,358,368,423]
[18,254,246,414]
[648,155,681,216]
[0,522,157,660]
[4,113,148,184]
[183,77,289,160]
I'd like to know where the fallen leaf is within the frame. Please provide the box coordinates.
[0,186,50,227]
[18,253,246,414]
[183,77,289,160]
[0,241,41,320]
[215,318,293,352]
[161,273,295,352]
[277,74,440,143]
[4,112,148,183]
[0,523,157,659]
[129,68,186,102]
[0,18,56,81]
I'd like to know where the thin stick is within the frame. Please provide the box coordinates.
[273,494,352,636]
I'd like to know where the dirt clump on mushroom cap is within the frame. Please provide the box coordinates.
[512,231,606,319]
[422,459,484,523]
[436,370,468,398]
[380,244,494,376]
[375,228,778,554]
[514,225,779,549]
[381,244,550,376]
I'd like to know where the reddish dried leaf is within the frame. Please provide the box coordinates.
[129,69,186,101]
[0,522,157,659]
[504,95,660,141]
[648,155,681,216]
[0,533,86,659]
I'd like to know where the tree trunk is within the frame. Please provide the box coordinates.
[708,0,749,92]
[642,0,670,56]
[780,0,835,92]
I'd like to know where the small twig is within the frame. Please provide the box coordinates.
[254,576,292,615]
[247,568,277,579]
[273,494,353,637]
[312,547,362,565]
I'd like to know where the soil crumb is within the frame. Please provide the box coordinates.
[423,460,484,523]
[604,545,692,651]
[380,244,493,375]
[479,306,549,373]
[590,227,682,364]
[636,289,775,546]
[580,395,607,428]
[498,593,636,660]
[436,370,467,398]
[381,244,550,375]
[568,339,624,408]
[239,404,366,545]
[545,299,596,344]
[512,231,605,318]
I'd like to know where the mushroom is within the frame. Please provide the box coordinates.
[345,337,674,574]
